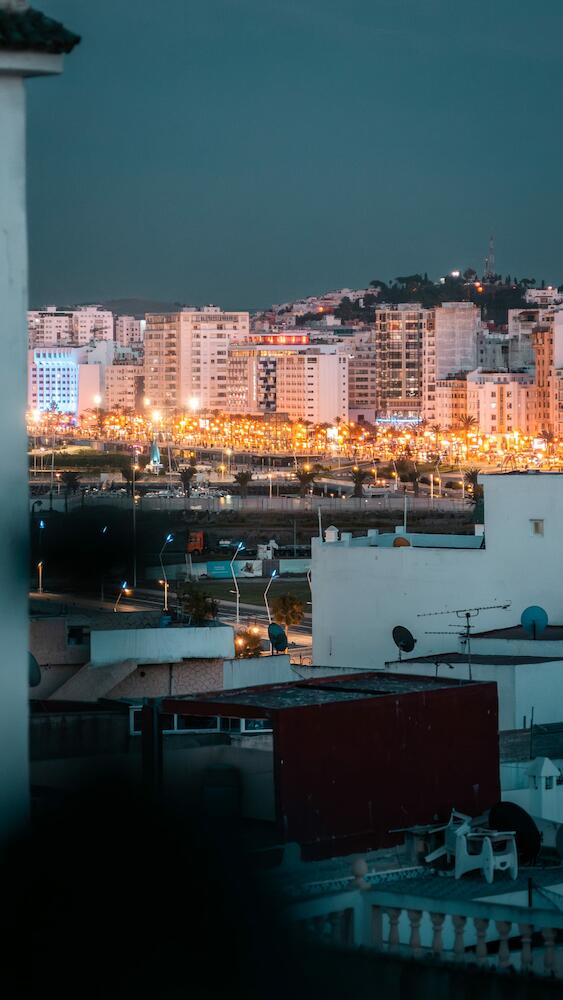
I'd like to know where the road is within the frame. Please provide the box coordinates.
[30,587,312,652]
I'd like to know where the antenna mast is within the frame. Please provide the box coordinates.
[418,601,510,681]
[484,235,495,279]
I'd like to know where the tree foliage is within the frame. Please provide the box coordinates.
[179,465,197,496]
[234,628,263,659]
[233,470,253,498]
[271,592,305,627]
[176,582,218,624]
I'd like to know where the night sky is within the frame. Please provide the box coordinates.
[27,0,563,309]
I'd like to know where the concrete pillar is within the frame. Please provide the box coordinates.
[0,70,29,837]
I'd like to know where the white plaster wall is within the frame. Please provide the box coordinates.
[313,475,563,671]
[0,75,30,837]
[223,654,294,688]
[90,625,235,667]
[515,662,563,728]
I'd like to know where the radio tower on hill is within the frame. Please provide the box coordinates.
[483,235,496,280]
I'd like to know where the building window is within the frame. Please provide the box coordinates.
[530,519,544,537]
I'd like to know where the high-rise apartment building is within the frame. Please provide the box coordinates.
[467,370,535,435]
[144,306,249,411]
[532,326,554,433]
[422,303,479,422]
[104,362,144,411]
[115,315,143,347]
[434,376,468,429]
[28,307,73,347]
[71,306,114,345]
[348,330,377,423]
[374,305,430,420]
[275,347,349,424]
[28,305,114,347]
[28,348,102,415]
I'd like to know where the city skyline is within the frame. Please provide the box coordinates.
[28,0,563,309]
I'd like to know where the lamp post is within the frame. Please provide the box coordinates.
[230,541,244,625]
[100,524,108,601]
[132,456,139,587]
[264,568,277,623]
[159,532,174,611]
[37,561,43,594]
[113,580,128,613]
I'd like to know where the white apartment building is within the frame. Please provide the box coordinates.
[104,363,143,411]
[524,286,563,307]
[477,328,510,370]
[466,369,536,435]
[144,306,249,411]
[28,305,114,348]
[72,305,114,345]
[275,347,349,424]
[507,307,554,370]
[28,348,102,415]
[434,376,468,429]
[115,315,143,347]
[422,303,479,422]
[28,306,73,347]
[312,472,563,675]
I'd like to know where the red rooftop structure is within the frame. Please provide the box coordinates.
[143,672,500,859]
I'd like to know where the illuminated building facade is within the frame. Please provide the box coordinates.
[144,307,249,412]
[374,305,430,420]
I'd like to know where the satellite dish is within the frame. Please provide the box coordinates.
[521,605,548,639]
[28,652,41,688]
[489,801,541,865]
[392,625,416,655]
[268,622,288,653]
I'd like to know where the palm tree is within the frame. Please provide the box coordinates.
[351,468,369,498]
[179,465,197,496]
[458,414,478,448]
[60,471,80,495]
[233,470,253,498]
[540,428,555,456]
[295,468,316,497]
[464,467,483,504]
[271,593,305,628]
[234,628,263,659]
[176,582,218,624]
[431,424,442,452]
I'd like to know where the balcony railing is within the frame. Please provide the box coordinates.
[285,879,563,978]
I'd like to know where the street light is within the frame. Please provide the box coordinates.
[230,541,244,625]
[37,561,43,594]
[264,568,277,623]
[113,580,129,613]
[188,396,200,412]
[132,457,139,587]
[159,532,174,611]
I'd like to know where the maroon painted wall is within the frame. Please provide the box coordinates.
[274,682,500,859]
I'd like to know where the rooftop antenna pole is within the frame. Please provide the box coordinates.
[418,601,511,682]
[318,506,323,540]
[403,490,408,533]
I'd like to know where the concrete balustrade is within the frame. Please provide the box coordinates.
[287,882,563,978]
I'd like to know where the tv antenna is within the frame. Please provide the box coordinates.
[417,602,511,680]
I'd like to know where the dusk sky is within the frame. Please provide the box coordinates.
[28,0,563,309]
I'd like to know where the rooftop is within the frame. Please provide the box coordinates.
[322,531,483,550]
[0,6,80,54]
[473,625,563,642]
[159,672,483,717]
[404,652,563,667]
